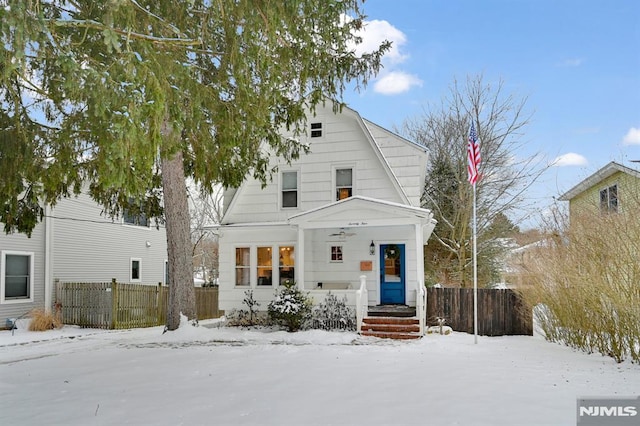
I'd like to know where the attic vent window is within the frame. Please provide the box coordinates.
[310,122,322,138]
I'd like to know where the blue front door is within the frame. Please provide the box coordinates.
[380,244,405,304]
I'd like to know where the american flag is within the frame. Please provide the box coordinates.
[467,121,481,185]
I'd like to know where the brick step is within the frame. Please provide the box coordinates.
[361,323,420,333]
[360,316,422,340]
[362,316,419,325]
[360,330,422,340]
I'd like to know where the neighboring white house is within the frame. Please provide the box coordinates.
[0,190,168,322]
[216,103,436,313]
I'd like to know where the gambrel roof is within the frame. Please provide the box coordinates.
[221,103,428,225]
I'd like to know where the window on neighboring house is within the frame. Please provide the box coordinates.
[257,247,273,286]
[310,122,322,138]
[1,251,34,303]
[130,258,142,282]
[123,205,149,227]
[600,184,618,214]
[336,168,353,200]
[279,246,295,285]
[282,171,298,208]
[235,247,250,286]
[330,245,343,263]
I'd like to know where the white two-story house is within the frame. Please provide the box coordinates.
[0,190,168,323]
[217,103,436,314]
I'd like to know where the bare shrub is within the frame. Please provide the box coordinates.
[519,197,640,363]
[28,308,63,331]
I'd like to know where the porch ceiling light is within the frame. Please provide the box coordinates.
[369,240,375,255]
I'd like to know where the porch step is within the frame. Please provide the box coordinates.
[360,316,422,340]
[367,305,416,317]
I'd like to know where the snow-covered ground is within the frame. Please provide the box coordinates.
[1,318,638,425]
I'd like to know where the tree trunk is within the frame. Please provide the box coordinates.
[161,149,196,330]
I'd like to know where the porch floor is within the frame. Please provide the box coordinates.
[367,305,416,318]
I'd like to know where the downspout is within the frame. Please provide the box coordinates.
[44,204,53,313]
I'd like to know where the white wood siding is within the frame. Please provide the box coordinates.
[223,105,405,224]
[0,222,46,319]
[364,120,428,207]
[52,192,168,285]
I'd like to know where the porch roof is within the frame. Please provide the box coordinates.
[288,196,436,230]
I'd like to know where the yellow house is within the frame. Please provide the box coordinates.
[558,161,640,218]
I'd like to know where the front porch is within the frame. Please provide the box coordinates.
[308,275,427,339]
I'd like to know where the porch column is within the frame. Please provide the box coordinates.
[296,226,305,290]
[415,223,425,283]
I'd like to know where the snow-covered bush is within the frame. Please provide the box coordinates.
[311,292,356,331]
[267,280,312,332]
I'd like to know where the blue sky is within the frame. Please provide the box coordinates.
[341,0,640,226]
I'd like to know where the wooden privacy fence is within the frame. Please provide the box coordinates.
[56,280,222,329]
[426,287,532,336]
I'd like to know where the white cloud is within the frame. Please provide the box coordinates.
[622,127,640,145]
[353,19,408,65]
[373,71,423,95]
[346,16,421,96]
[551,153,588,167]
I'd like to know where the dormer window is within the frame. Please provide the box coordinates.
[310,122,322,138]
[336,168,353,200]
[600,184,618,214]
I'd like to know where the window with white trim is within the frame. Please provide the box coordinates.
[330,245,343,263]
[235,247,250,286]
[310,122,322,138]
[130,258,142,282]
[600,184,618,214]
[1,251,34,303]
[336,168,353,200]
[123,210,149,227]
[282,170,298,208]
[279,246,295,285]
[257,247,273,286]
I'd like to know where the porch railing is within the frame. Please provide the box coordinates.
[417,281,426,336]
[356,275,368,334]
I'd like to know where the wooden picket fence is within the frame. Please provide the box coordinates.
[426,287,532,336]
[56,280,222,329]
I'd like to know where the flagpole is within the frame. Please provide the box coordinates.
[467,119,480,345]
[473,182,478,344]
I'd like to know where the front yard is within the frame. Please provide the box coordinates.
[1,319,638,425]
